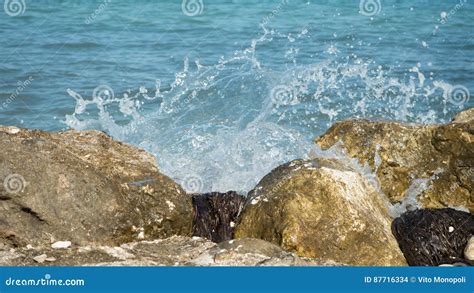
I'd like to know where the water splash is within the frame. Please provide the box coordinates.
[64,25,466,193]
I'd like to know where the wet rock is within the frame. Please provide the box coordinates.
[315,108,474,212]
[391,208,474,266]
[0,236,343,266]
[192,191,245,242]
[235,158,406,266]
[0,127,192,247]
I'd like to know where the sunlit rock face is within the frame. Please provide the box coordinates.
[235,158,407,266]
[315,108,474,212]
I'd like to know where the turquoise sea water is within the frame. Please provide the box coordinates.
[0,0,473,192]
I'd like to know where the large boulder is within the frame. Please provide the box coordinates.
[0,126,192,247]
[315,108,474,212]
[392,208,474,266]
[234,158,407,266]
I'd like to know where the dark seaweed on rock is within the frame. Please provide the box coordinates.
[192,191,245,243]
[392,208,474,266]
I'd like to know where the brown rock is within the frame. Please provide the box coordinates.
[315,108,474,212]
[452,108,474,123]
[234,158,406,266]
[0,127,192,247]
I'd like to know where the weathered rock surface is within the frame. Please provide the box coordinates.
[465,236,474,261]
[392,208,474,266]
[453,108,474,123]
[0,236,343,266]
[315,108,474,212]
[0,126,193,247]
[192,191,245,243]
[235,158,406,266]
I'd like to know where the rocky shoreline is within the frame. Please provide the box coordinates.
[0,108,472,266]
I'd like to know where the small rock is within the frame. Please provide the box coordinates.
[465,236,474,261]
[439,263,468,267]
[137,231,145,240]
[33,254,48,263]
[6,127,20,134]
[51,241,72,249]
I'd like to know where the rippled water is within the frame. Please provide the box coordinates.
[0,0,473,193]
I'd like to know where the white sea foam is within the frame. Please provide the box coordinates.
[64,25,464,194]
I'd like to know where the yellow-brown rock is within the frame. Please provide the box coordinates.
[235,158,407,266]
[315,108,473,212]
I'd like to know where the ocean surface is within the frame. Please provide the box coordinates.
[0,0,473,193]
